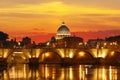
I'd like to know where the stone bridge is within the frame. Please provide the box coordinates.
[0,47,120,65]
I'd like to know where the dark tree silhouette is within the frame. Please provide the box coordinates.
[0,31,9,41]
[22,36,31,45]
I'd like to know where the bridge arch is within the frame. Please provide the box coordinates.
[104,51,120,65]
[73,50,95,64]
[6,48,29,63]
[39,49,62,63]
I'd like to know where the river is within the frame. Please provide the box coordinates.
[0,64,120,80]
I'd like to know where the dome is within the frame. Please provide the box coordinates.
[56,22,71,39]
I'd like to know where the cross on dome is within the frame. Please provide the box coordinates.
[62,22,65,25]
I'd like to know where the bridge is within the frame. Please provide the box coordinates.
[0,47,120,66]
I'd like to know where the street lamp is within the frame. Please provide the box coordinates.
[96,43,99,58]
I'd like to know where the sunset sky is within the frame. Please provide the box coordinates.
[0,0,120,43]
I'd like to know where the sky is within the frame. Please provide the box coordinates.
[0,0,120,43]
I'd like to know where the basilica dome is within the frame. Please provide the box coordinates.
[56,22,71,39]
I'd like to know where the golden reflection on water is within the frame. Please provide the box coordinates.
[0,64,120,80]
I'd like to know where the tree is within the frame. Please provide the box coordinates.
[0,31,9,42]
[22,36,31,45]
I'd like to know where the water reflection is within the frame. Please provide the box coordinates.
[0,64,120,80]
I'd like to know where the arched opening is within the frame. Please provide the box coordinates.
[105,51,120,65]
[39,51,61,63]
[7,53,28,64]
[73,51,95,64]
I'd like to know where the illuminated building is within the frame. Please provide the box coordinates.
[46,22,84,48]
[56,22,71,39]
[87,39,104,48]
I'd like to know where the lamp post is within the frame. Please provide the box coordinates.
[101,47,103,58]
[96,42,100,65]
[96,43,99,58]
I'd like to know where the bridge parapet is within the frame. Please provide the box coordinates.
[0,47,120,64]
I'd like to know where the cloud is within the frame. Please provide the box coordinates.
[62,0,120,9]
[0,0,50,8]
[0,12,120,32]
[0,0,120,9]
[0,1,120,33]
[32,28,45,32]
[0,13,53,18]
[0,1,120,17]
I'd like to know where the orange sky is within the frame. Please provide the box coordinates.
[0,0,120,43]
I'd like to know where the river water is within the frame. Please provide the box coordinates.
[0,64,120,80]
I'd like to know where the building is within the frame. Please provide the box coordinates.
[45,22,84,48]
[41,22,84,48]
[56,22,71,39]
[55,36,84,48]
[87,39,104,48]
